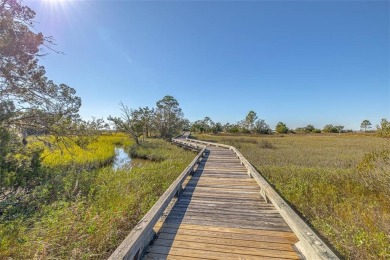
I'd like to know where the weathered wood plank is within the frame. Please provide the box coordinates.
[183,186,260,194]
[153,222,298,241]
[153,227,298,245]
[154,233,296,251]
[150,245,298,260]
[177,197,264,206]
[145,254,200,260]
[166,207,283,219]
[179,191,262,199]
[164,212,287,225]
[185,178,258,184]
[145,251,276,260]
[171,204,279,214]
[162,218,292,232]
[186,176,255,182]
[151,239,299,258]
[163,213,288,226]
[154,233,295,253]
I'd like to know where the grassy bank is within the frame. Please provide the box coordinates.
[0,137,195,259]
[193,133,389,259]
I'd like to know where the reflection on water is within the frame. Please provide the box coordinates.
[113,147,132,170]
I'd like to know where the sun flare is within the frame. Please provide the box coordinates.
[42,0,70,8]
[40,0,74,19]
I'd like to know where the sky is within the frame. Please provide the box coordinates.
[26,0,389,130]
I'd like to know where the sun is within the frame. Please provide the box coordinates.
[41,0,73,14]
[38,0,77,26]
[42,0,70,7]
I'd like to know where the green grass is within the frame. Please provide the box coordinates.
[0,137,195,259]
[193,133,389,259]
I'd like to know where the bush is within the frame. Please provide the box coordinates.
[357,149,390,198]
[275,122,288,134]
[322,124,338,133]
[0,128,44,196]
[377,119,390,137]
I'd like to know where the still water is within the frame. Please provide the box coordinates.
[112,147,132,170]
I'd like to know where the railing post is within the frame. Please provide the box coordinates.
[176,184,183,197]
[260,188,268,203]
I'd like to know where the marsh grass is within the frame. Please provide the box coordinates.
[0,137,195,259]
[194,133,389,259]
[129,139,175,162]
[36,132,132,169]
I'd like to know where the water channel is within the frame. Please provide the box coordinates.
[112,147,132,170]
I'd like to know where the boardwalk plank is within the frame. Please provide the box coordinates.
[163,216,292,232]
[154,234,295,251]
[153,222,297,238]
[148,245,298,260]
[150,240,299,258]
[153,227,298,245]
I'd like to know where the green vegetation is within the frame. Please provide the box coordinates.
[275,122,289,134]
[193,133,389,259]
[37,133,132,169]
[109,96,186,145]
[2,1,388,259]
[377,119,390,137]
[0,136,195,259]
[0,0,104,206]
[361,119,372,132]
[191,111,271,135]
[322,124,340,133]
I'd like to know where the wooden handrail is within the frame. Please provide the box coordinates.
[108,145,206,260]
[183,137,339,260]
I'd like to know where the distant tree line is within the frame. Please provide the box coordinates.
[109,101,389,139]
[190,111,272,135]
[188,111,390,137]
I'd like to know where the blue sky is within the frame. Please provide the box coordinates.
[27,0,389,130]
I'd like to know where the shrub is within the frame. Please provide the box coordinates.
[275,122,288,134]
[357,149,390,198]
[377,118,390,137]
[322,124,338,133]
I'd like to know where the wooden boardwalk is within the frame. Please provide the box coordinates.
[109,135,338,260]
[143,146,300,259]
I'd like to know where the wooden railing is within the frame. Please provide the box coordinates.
[108,142,206,260]
[183,137,339,260]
